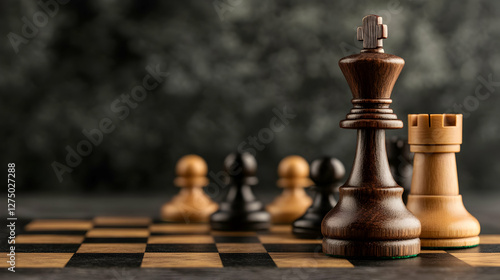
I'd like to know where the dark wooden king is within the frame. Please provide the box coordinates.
[321,15,421,258]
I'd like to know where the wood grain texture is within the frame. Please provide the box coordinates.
[16,235,84,244]
[25,220,93,231]
[77,243,147,253]
[93,217,152,226]
[407,114,480,248]
[0,253,73,268]
[216,243,267,253]
[147,235,214,244]
[339,52,404,130]
[269,252,354,268]
[85,228,150,238]
[322,15,421,258]
[141,253,223,268]
[451,253,500,267]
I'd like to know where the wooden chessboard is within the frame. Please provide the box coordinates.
[2,216,500,271]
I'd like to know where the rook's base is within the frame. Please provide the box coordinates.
[421,236,480,249]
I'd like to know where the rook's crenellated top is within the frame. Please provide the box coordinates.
[408,114,463,153]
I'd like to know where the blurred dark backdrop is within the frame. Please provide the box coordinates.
[1,0,499,199]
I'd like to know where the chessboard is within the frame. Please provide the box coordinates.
[2,216,500,270]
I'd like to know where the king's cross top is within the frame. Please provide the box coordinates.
[356,15,388,49]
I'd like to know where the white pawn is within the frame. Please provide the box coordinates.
[266,155,313,224]
[161,155,218,223]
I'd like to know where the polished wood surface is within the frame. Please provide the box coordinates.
[322,15,421,258]
[407,114,480,248]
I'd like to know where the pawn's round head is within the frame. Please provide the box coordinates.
[224,152,257,179]
[310,157,345,186]
[176,154,208,177]
[278,155,309,178]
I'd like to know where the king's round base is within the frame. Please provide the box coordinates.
[323,236,420,259]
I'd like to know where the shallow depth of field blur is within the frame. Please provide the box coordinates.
[1,0,499,200]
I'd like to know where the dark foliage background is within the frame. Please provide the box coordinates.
[1,0,499,198]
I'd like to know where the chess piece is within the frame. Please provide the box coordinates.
[406,114,480,248]
[293,157,345,239]
[266,156,313,224]
[210,152,271,231]
[322,15,421,258]
[387,136,413,204]
[161,155,218,222]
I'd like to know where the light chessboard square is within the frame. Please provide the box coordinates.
[16,234,84,244]
[269,225,293,233]
[420,250,447,253]
[480,235,500,244]
[141,253,223,268]
[25,219,92,231]
[0,253,73,268]
[77,243,146,253]
[451,253,500,267]
[149,224,210,233]
[86,228,150,238]
[269,253,354,268]
[216,243,267,253]
[148,235,214,244]
[93,216,151,226]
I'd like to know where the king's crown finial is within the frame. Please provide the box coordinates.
[356,15,388,49]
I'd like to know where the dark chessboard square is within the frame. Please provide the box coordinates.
[446,244,500,253]
[264,243,322,253]
[348,253,469,267]
[146,244,217,253]
[83,237,148,243]
[152,219,172,224]
[66,253,143,268]
[15,244,80,253]
[213,236,260,243]
[219,253,276,267]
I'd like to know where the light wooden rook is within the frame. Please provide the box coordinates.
[407,114,480,248]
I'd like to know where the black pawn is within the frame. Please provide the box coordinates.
[292,157,345,239]
[210,152,270,231]
[386,136,413,204]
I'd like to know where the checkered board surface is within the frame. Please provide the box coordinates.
[2,217,500,269]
